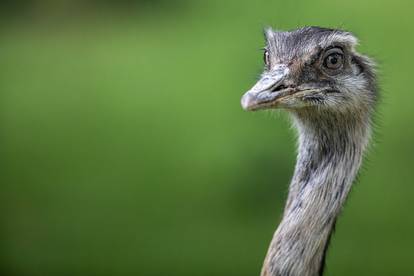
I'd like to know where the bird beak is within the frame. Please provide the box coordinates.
[241,64,293,111]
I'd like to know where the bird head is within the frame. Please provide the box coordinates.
[241,27,376,114]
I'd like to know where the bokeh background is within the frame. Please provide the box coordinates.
[1,0,413,275]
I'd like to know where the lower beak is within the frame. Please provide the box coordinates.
[241,65,292,111]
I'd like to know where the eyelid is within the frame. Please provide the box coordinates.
[324,47,344,56]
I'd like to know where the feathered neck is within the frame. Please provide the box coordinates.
[261,109,372,276]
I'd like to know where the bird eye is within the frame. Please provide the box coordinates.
[323,48,344,71]
[263,50,270,67]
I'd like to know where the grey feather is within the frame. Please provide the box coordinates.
[241,26,377,276]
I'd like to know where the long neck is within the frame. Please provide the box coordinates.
[261,110,371,276]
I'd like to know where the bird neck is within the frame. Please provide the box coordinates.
[261,110,371,276]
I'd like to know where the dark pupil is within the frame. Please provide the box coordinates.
[326,53,343,69]
[329,55,338,64]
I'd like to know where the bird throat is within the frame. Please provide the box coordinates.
[261,110,371,276]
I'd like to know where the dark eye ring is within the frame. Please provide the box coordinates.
[323,48,344,70]
[263,49,270,66]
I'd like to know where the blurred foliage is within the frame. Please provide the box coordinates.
[0,0,185,8]
[0,0,413,276]
[0,0,190,17]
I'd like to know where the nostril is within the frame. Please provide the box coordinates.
[270,84,289,92]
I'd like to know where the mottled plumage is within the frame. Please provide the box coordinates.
[241,27,377,276]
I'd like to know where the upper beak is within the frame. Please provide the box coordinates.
[241,64,293,111]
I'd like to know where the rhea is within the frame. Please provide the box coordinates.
[241,27,377,276]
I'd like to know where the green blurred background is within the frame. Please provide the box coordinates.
[1,0,413,275]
